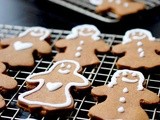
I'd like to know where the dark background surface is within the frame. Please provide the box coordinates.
[0,0,160,37]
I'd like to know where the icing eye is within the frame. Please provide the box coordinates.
[132,72,137,77]
[122,71,127,76]
[60,63,65,68]
[66,64,71,69]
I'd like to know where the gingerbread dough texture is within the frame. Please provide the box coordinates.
[54,24,110,67]
[18,60,90,115]
[0,27,52,68]
[0,62,17,110]
[89,0,145,18]
[88,69,160,120]
[112,28,160,70]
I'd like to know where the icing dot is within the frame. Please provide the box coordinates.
[137,41,143,46]
[137,48,143,53]
[117,106,125,113]
[76,46,82,51]
[75,52,81,57]
[122,71,127,76]
[80,40,84,45]
[123,2,129,7]
[123,87,128,93]
[139,51,145,57]
[107,82,114,88]
[119,97,126,103]
[132,72,137,77]
[60,63,65,68]
[66,64,71,69]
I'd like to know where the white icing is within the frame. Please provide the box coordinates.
[18,60,89,108]
[132,72,137,77]
[66,64,71,69]
[18,27,51,41]
[109,70,144,91]
[137,41,143,46]
[123,2,129,7]
[132,34,146,40]
[117,106,125,113]
[89,0,103,5]
[119,97,126,103]
[60,63,65,68]
[80,40,84,45]
[137,48,143,53]
[13,41,33,51]
[76,46,82,51]
[123,87,128,93]
[122,71,127,76]
[75,52,81,57]
[46,82,63,91]
[58,69,70,74]
[115,0,121,4]
[122,29,155,44]
[66,24,101,41]
[139,51,145,57]
[122,77,138,83]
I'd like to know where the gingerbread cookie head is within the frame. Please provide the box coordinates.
[66,24,101,41]
[0,27,52,67]
[89,69,159,120]
[112,28,160,70]
[122,28,155,44]
[18,60,90,115]
[54,24,110,67]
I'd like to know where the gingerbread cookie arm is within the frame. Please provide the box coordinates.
[95,40,110,53]
[35,41,52,55]
[0,38,13,46]
[96,3,110,13]
[112,44,126,55]
[91,85,108,97]
[0,95,5,110]
[141,89,160,104]
[154,40,160,52]
[54,39,68,49]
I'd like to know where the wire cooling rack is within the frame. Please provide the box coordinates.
[0,24,159,120]
[48,0,160,23]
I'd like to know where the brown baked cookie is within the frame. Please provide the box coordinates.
[112,28,160,70]
[0,27,52,68]
[89,0,145,18]
[89,69,160,120]
[18,60,90,115]
[0,62,17,110]
[54,24,110,68]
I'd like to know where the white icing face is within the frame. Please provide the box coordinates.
[108,69,145,91]
[66,24,101,41]
[122,29,155,44]
[58,63,72,74]
[13,41,33,51]
[18,27,51,41]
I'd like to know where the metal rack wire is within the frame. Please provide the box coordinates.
[48,0,160,23]
[0,24,159,120]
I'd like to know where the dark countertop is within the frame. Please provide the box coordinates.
[0,0,160,37]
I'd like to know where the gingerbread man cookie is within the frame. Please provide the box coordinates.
[54,24,110,67]
[0,27,52,68]
[112,28,160,70]
[18,60,90,115]
[90,0,145,18]
[89,69,160,120]
[0,62,17,110]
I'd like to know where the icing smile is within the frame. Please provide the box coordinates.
[122,77,138,83]
[58,69,70,74]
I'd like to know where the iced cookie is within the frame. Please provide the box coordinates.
[54,24,110,67]
[0,62,17,110]
[18,60,90,115]
[0,27,52,68]
[112,28,160,70]
[89,69,159,120]
[90,0,145,18]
